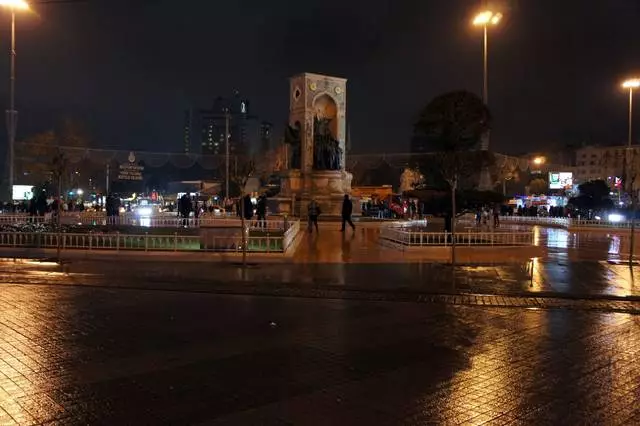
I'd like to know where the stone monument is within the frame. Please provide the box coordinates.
[279,72,354,216]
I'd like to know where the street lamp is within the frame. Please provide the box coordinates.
[473,10,502,106]
[622,78,640,266]
[622,79,640,149]
[0,0,30,201]
[533,156,546,166]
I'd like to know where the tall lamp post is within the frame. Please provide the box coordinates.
[1,0,30,201]
[473,10,501,190]
[622,78,640,266]
[472,10,502,111]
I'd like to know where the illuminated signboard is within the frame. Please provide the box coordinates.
[12,185,33,201]
[549,172,573,189]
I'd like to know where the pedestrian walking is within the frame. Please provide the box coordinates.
[256,194,267,229]
[307,199,320,234]
[341,194,356,233]
[242,194,254,221]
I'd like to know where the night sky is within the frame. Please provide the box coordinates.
[1,0,640,155]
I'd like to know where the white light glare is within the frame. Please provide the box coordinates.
[608,213,625,223]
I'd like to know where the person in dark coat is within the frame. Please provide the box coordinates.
[341,194,355,233]
[243,194,254,221]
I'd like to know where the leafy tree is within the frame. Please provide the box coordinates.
[414,90,491,265]
[15,130,57,184]
[578,179,610,201]
[569,179,613,211]
[16,118,94,192]
[528,178,548,195]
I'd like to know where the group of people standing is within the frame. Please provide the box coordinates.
[475,204,502,228]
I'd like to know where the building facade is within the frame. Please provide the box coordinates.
[183,92,264,156]
[574,145,640,186]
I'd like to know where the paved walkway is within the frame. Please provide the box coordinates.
[0,282,637,424]
[0,224,639,424]
[293,223,541,263]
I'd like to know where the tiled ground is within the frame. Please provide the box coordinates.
[0,282,638,424]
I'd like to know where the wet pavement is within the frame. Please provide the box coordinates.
[0,281,638,424]
[0,224,639,423]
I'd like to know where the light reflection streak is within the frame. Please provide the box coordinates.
[440,310,545,422]
[608,235,621,256]
[0,287,64,422]
[529,257,543,292]
[545,228,569,249]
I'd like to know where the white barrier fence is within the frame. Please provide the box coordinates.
[380,227,534,247]
[497,216,570,227]
[0,213,290,231]
[499,216,637,230]
[0,220,300,254]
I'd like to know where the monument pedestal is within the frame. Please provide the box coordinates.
[302,170,354,217]
[277,169,358,217]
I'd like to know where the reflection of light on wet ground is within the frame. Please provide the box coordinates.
[608,235,621,256]
[533,226,540,246]
[530,257,544,292]
[0,287,65,422]
[441,311,545,423]
[599,262,635,297]
[25,261,59,267]
[545,228,569,249]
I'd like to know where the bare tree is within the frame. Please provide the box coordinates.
[232,159,256,266]
[414,90,491,266]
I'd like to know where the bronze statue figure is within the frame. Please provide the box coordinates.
[284,121,302,169]
[313,117,342,170]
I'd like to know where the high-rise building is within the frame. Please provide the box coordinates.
[199,93,261,156]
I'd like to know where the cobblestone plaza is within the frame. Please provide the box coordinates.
[0,223,637,424]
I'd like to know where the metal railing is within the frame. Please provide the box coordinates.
[0,212,290,231]
[380,227,534,247]
[500,216,639,230]
[569,219,636,229]
[0,214,48,224]
[0,221,300,255]
[498,216,570,227]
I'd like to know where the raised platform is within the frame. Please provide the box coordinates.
[277,169,358,217]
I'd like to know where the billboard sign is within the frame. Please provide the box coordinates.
[549,172,573,189]
[118,151,144,181]
[12,185,33,201]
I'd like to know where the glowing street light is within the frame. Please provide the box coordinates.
[533,157,546,166]
[0,0,30,200]
[622,78,640,150]
[473,10,502,27]
[622,79,640,90]
[472,10,501,159]
[0,0,29,10]
[472,10,502,106]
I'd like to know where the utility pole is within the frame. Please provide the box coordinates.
[105,163,110,194]
[7,11,17,200]
[225,108,230,199]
